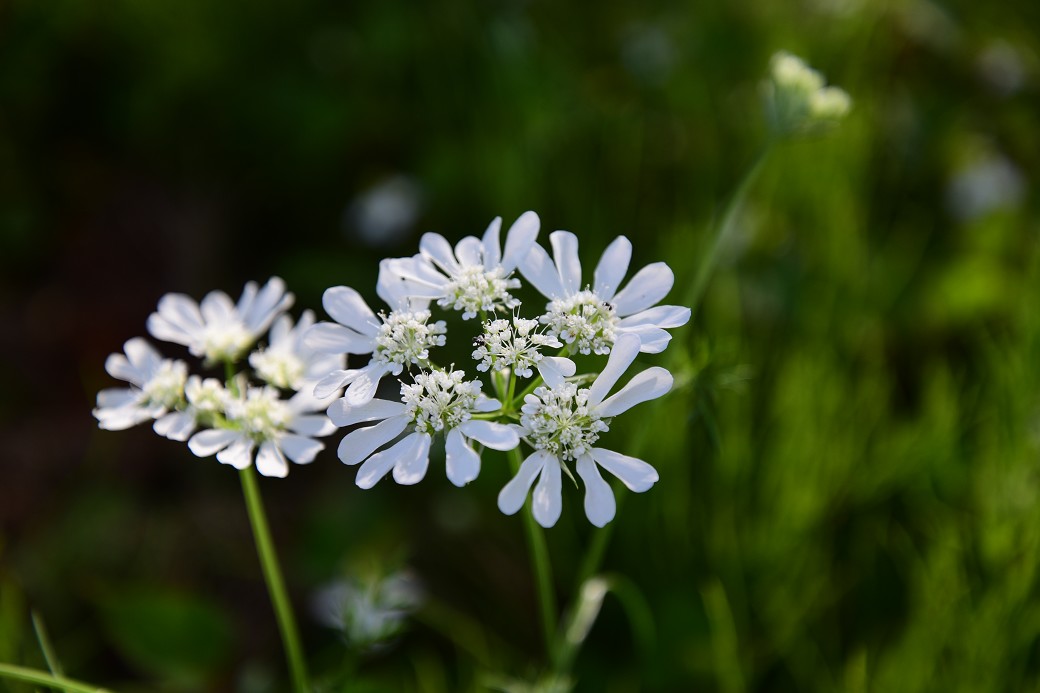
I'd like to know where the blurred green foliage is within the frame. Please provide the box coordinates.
[1,0,1040,691]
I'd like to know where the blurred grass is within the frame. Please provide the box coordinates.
[1,0,1040,690]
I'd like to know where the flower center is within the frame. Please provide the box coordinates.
[540,290,618,355]
[186,377,227,414]
[520,383,609,461]
[373,311,447,374]
[229,387,291,440]
[438,265,521,319]
[401,369,481,434]
[143,361,187,409]
[202,322,254,361]
[473,316,561,378]
[250,348,305,389]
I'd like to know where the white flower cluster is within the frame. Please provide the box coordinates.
[94,278,342,478]
[307,212,691,527]
[763,50,851,136]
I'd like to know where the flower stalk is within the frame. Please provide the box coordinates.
[0,663,113,693]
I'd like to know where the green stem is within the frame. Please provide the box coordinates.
[508,448,558,663]
[0,663,113,693]
[31,610,65,682]
[239,466,311,693]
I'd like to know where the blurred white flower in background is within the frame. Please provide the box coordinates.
[312,570,424,650]
[763,51,851,136]
[93,338,188,433]
[946,145,1025,222]
[345,175,423,248]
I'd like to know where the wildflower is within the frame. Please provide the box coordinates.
[187,386,337,478]
[312,570,424,650]
[498,334,670,527]
[520,232,690,355]
[380,211,541,319]
[763,51,851,136]
[304,285,446,406]
[249,310,345,391]
[472,315,562,378]
[147,277,294,363]
[329,368,518,488]
[93,338,189,435]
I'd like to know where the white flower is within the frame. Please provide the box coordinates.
[519,231,690,355]
[304,285,447,406]
[498,334,670,528]
[187,386,337,478]
[249,310,346,390]
[763,51,851,135]
[94,338,190,436]
[147,277,294,363]
[379,211,541,319]
[472,315,562,378]
[328,369,519,488]
[312,570,424,648]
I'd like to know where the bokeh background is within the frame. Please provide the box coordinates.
[2,0,1040,690]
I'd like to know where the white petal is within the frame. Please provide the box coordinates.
[536,356,576,389]
[327,397,407,428]
[549,231,582,296]
[153,411,196,441]
[391,432,432,485]
[217,438,255,470]
[611,262,675,316]
[104,353,138,384]
[123,338,163,378]
[590,448,659,493]
[94,405,154,430]
[596,367,673,417]
[337,415,409,466]
[474,395,502,413]
[576,454,616,527]
[481,217,503,270]
[593,236,632,300]
[313,369,358,399]
[419,233,461,274]
[355,431,417,489]
[519,244,565,299]
[268,314,291,346]
[498,450,551,516]
[188,428,239,457]
[344,363,391,406]
[458,420,519,451]
[617,325,673,354]
[323,286,379,336]
[147,293,203,346]
[531,455,563,528]
[303,323,373,355]
[289,415,337,437]
[501,211,540,272]
[445,428,480,487]
[454,236,483,268]
[617,304,691,329]
[280,434,324,464]
[586,333,641,406]
[241,277,293,333]
[200,290,236,325]
[256,441,289,478]
[96,388,139,409]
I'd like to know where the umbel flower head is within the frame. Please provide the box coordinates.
[763,50,851,136]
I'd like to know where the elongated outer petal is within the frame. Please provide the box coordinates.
[147,294,203,346]
[519,244,565,300]
[445,428,480,487]
[153,411,196,441]
[200,290,236,325]
[338,415,409,466]
[392,432,432,485]
[593,236,632,300]
[617,325,672,354]
[536,356,576,389]
[549,231,582,296]
[473,395,502,413]
[189,428,240,457]
[617,304,691,329]
[289,415,337,437]
[217,438,255,470]
[587,333,641,406]
[458,420,519,451]
[455,236,483,267]
[611,262,675,317]
[104,353,139,384]
[590,448,659,492]
[500,211,540,272]
[241,277,294,333]
[596,367,673,417]
[498,449,552,516]
[323,286,379,336]
[304,323,373,355]
[95,404,155,430]
[256,441,289,478]
[96,388,139,409]
[327,397,407,428]
[377,257,441,310]
[420,232,461,274]
[314,369,357,399]
[531,454,563,528]
[344,362,391,406]
[280,434,324,464]
[481,216,503,270]
[355,431,418,489]
[576,454,616,528]
[125,338,163,378]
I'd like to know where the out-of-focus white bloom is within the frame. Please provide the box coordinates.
[946,147,1026,222]
[147,277,294,363]
[305,285,446,406]
[499,334,670,528]
[94,338,189,434]
[380,211,541,319]
[329,369,518,488]
[520,231,690,355]
[763,51,851,135]
[250,310,346,391]
[345,175,423,248]
[312,570,424,649]
[472,316,562,378]
[187,386,337,478]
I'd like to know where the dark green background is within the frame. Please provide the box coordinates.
[1,0,1039,690]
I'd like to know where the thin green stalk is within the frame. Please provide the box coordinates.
[239,466,311,693]
[31,610,65,681]
[508,448,558,662]
[0,663,112,693]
